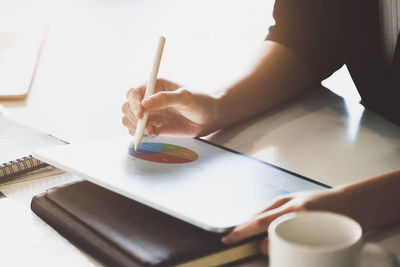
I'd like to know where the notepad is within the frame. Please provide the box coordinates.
[0,106,66,184]
[0,29,45,100]
[31,180,264,267]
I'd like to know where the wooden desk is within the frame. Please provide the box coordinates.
[1,0,400,266]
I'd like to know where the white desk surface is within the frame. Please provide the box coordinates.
[1,0,400,266]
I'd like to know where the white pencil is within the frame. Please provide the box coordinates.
[134,36,166,151]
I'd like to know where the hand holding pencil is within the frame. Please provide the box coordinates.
[122,39,220,141]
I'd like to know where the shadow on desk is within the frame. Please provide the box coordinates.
[207,86,337,153]
[209,86,400,153]
[207,85,400,187]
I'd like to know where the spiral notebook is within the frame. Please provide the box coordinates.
[0,106,66,185]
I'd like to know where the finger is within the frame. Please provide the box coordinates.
[146,113,165,128]
[142,88,192,111]
[151,126,159,136]
[122,103,138,127]
[122,101,130,114]
[151,120,199,137]
[258,195,292,214]
[127,86,146,118]
[260,238,269,256]
[146,124,154,136]
[155,78,181,91]
[149,120,162,128]
[126,79,178,117]
[147,124,159,136]
[122,102,137,120]
[126,84,147,100]
[123,102,163,135]
[139,113,162,136]
[222,204,295,244]
[122,115,137,131]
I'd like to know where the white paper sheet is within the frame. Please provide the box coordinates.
[34,136,325,232]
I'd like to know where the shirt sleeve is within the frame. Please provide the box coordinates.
[266,0,345,81]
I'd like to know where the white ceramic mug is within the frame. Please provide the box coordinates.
[268,211,363,267]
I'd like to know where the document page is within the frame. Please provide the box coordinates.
[0,111,65,164]
[0,30,44,99]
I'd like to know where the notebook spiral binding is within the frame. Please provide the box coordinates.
[0,155,48,178]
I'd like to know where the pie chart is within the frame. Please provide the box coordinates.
[129,142,199,164]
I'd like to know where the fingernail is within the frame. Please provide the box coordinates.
[129,101,135,113]
[221,236,231,244]
[142,98,151,107]
[152,120,161,127]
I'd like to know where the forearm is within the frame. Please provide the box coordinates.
[340,169,400,231]
[215,41,318,129]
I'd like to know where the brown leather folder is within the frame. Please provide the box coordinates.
[31,181,262,267]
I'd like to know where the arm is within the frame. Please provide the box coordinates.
[122,0,344,137]
[343,169,400,231]
[222,169,400,254]
[122,41,318,137]
[215,41,318,129]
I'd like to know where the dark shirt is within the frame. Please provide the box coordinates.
[266,0,400,125]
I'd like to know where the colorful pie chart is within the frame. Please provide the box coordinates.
[129,142,199,163]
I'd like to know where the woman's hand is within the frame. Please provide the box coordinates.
[122,42,319,138]
[222,187,361,255]
[122,79,221,137]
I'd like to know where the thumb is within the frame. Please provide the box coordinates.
[142,89,192,111]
